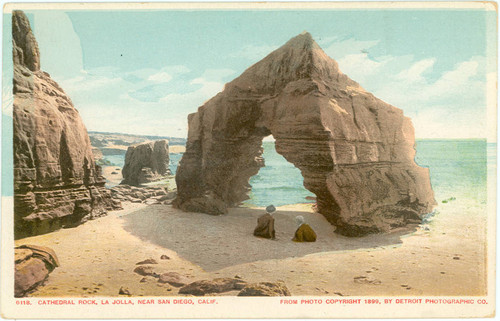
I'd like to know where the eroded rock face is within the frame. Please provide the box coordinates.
[110,184,174,205]
[174,32,435,236]
[13,11,117,239]
[14,245,59,297]
[121,140,170,186]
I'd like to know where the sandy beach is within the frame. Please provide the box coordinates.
[15,196,487,297]
[102,166,123,187]
[169,145,186,154]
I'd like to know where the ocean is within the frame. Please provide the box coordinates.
[243,139,492,207]
[415,139,490,204]
[243,142,315,207]
[101,139,492,208]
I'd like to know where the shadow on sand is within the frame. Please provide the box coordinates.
[121,205,416,271]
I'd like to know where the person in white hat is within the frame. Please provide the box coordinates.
[253,205,276,240]
[293,215,317,242]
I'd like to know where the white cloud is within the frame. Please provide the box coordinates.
[45,32,489,140]
[322,36,488,138]
[337,53,384,84]
[423,60,480,100]
[158,77,226,113]
[122,65,190,83]
[395,58,435,83]
[62,74,124,93]
[374,57,486,138]
[54,66,235,138]
[147,71,173,83]
[411,107,486,139]
[163,65,191,75]
[189,78,225,97]
[77,101,187,137]
[374,57,484,106]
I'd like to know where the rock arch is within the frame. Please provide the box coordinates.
[174,32,436,236]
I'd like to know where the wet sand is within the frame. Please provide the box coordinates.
[14,196,487,297]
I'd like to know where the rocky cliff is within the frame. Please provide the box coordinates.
[174,32,436,236]
[121,140,171,186]
[13,10,117,239]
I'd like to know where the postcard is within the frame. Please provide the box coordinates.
[1,2,497,319]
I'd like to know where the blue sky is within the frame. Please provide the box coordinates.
[3,8,497,138]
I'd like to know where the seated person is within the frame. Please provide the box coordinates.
[253,205,276,239]
[293,215,317,242]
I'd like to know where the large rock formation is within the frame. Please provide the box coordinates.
[121,140,171,186]
[13,11,117,239]
[174,32,436,236]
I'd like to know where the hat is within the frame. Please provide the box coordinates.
[266,205,276,213]
[295,215,305,226]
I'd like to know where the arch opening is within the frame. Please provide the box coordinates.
[243,135,315,208]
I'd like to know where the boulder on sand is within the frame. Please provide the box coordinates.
[133,265,156,277]
[178,191,227,216]
[136,258,158,265]
[237,281,291,296]
[14,245,59,297]
[158,272,189,287]
[178,278,247,296]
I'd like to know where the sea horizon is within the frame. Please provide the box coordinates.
[0,137,493,200]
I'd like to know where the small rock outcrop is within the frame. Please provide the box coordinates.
[158,272,189,287]
[110,184,175,205]
[177,191,227,216]
[118,286,131,296]
[174,32,436,236]
[121,140,171,186]
[12,11,118,239]
[136,258,158,265]
[14,245,59,297]
[133,265,156,277]
[237,281,291,296]
[178,278,247,296]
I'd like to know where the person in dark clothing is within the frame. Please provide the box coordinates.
[253,205,276,239]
